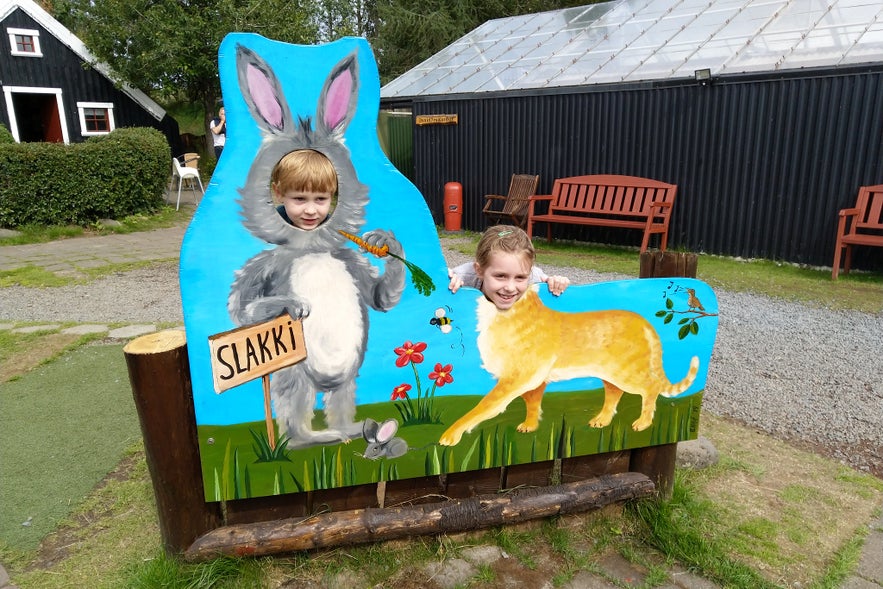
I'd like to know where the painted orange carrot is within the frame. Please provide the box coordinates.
[339,229,435,296]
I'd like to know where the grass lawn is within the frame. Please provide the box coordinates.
[0,344,140,552]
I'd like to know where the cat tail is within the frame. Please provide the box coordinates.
[659,356,700,398]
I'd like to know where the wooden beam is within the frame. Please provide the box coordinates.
[184,472,654,561]
[636,250,699,498]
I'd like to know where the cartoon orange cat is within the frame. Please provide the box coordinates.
[438,287,699,446]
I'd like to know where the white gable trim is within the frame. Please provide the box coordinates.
[0,0,165,121]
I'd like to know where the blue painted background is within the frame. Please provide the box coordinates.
[180,34,717,430]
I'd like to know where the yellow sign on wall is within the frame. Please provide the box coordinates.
[415,114,458,126]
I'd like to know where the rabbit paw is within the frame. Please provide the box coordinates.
[245,297,311,322]
[361,229,403,259]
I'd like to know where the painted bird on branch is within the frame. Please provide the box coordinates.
[685,288,705,311]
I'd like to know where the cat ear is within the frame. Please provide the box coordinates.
[236,44,292,135]
[316,52,359,136]
[376,419,399,443]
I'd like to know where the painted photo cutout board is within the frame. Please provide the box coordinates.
[179,34,719,502]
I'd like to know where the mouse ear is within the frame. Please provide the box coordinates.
[362,418,379,442]
[376,418,399,443]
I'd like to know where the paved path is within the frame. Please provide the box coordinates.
[0,221,881,589]
[0,224,185,276]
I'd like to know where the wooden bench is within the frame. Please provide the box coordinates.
[527,174,678,253]
[832,184,883,279]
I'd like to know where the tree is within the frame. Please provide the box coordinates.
[315,0,377,41]
[371,0,596,83]
[54,0,320,149]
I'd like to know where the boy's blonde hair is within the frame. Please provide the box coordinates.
[271,149,338,198]
[475,224,535,270]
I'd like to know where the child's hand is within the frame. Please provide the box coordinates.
[545,274,570,296]
[448,269,464,293]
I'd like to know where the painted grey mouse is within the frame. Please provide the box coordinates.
[362,418,408,460]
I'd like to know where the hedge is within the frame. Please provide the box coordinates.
[0,127,170,227]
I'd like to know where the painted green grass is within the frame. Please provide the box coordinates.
[198,390,703,500]
[0,344,140,551]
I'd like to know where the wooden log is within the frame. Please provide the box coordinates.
[184,472,654,561]
[636,250,699,499]
[123,330,222,553]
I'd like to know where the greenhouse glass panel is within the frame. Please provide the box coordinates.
[381,0,883,100]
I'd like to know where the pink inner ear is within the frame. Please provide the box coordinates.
[247,64,284,130]
[324,72,353,129]
[377,421,396,441]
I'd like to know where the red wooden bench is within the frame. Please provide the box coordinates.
[832,184,883,279]
[526,174,678,253]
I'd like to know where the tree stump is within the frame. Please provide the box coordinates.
[124,329,222,553]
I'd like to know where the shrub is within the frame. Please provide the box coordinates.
[0,127,170,227]
[0,124,14,144]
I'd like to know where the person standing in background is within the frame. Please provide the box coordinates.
[210,106,226,159]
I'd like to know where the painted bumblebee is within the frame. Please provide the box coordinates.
[430,307,453,333]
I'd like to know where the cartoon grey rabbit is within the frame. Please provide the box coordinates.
[227,45,406,448]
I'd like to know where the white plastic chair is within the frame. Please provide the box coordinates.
[172,156,205,210]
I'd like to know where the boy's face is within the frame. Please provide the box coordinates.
[276,189,333,231]
[475,251,531,310]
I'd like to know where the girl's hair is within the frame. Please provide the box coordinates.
[474,225,535,269]
[271,149,338,197]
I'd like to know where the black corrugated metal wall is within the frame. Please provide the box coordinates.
[404,66,883,270]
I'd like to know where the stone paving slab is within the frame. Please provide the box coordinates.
[11,323,62,333]
[107,324,158,339]
[61,324,111,335]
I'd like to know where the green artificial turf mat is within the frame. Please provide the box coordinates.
[0,343,140,551]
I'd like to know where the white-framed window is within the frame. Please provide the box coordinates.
[77,102,115,135]
[7,28,42,57]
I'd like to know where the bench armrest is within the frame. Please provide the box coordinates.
[647,200,673,221]
[836,207,862,237]
[528,194,554,217]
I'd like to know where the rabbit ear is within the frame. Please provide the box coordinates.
[362,418,379,442]
[316,52,359,136]
[236,44,292,134]
[376,419,399,443]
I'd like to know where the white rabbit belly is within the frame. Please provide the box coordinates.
[290,254,364,375]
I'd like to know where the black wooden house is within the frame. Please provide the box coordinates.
[381,1,883,271]
[0,0,179,150]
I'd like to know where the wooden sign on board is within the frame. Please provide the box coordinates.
[208,315,306,393]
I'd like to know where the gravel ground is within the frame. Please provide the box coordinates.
[3,251,881,477]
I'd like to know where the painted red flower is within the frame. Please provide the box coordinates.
[429,363,454,387]
[391,383,411,400]
[394,341,427,367]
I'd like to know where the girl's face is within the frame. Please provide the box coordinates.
[475,251,531,310]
